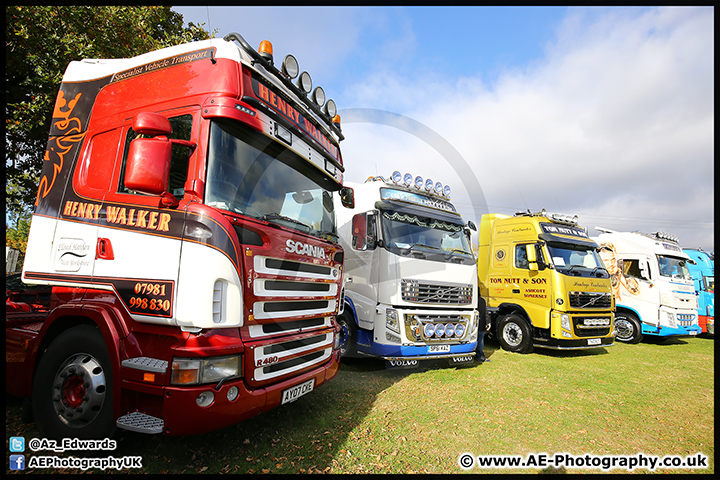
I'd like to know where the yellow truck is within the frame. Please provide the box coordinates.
[477,210,615,353]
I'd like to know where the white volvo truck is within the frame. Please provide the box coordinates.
[334,172,480,368]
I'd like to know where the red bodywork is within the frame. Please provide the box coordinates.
[6,40,344,436]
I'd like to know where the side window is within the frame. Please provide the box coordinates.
[623,258,650,281]
[118,114,193,199]
[515,244,529,269]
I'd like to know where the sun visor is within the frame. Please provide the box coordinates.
[539,233,599,249]
[374,200,463,224]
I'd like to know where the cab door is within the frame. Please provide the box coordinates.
[513,242,553,329]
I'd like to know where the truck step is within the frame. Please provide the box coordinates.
[116,412,164,434]
[121,356,168,373]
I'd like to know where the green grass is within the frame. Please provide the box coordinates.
[6,335,714,474]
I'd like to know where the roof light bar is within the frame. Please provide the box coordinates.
[653,231,680,244]
[389,171,452,198]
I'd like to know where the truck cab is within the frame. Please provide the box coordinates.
[593,229,701,342]
[8,33,349,439]
[683,248,714,335]
[478,211,615,353]
[335,172,479,368]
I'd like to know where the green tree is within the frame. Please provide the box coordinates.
[5,5,213,217]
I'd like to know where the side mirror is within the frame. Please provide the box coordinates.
[340,186,355,209]
[467,220,477,232]
[351,213,366,250]
[526,244,538,271]
[125,137,172,196]
[133,112,172,136]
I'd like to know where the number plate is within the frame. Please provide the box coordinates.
[281,379,315,405]
[428,344,451,354]
[587,338,602,346]
[689,330,698,336]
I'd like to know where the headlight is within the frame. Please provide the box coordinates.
[435,323,446,337]
[445,323,456,337]
[561,314,571,331]
[171,355,242,385]
[386,308,400,333]
[455,323,466,338]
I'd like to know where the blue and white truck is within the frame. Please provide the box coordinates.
[683,248,714,335]
[334,172,480,368]
[593,228,701,342]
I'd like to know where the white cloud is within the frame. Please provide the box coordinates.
[340,6,714,250]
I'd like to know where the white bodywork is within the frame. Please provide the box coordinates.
[592,228,698,332]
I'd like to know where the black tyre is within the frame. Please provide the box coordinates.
[614,312,643,344]
[336,311,357,357]
[32,324,116,440]
[496,314,534,353]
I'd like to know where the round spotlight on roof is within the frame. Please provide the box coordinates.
[443,185,451,198]
[296,71,312,94]
[425,178,434,191]
[392,171,402,184]
[435,182,443,194]
[281,54,299,79]
[414,176,423,189]
[324,99,337,118]
[403,173,413,186]
[312,86,325,106]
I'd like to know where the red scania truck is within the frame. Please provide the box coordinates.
[6,32,352,439]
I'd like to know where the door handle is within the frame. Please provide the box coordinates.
[96,238,115,260]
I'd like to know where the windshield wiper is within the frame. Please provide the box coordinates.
[411,243,441,251]
[445,248,473,260]
[259,213,311,231]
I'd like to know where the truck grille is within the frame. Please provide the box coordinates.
[401,280,473,305]
[252,255,339,320]
[572,316,612,337]
[677,313,696,327]
[568,291,612,309]
[248,331,333,384]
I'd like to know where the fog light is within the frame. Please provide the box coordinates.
[561,330,572,338]
[445,323,455,337]
[196,391,215,407]
[435,323,446,337]
[227,386,239,402]
[455,324,466,337]
[423,323,436,338]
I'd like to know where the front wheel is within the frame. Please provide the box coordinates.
[496,314,534,353]
[32,324,116,440]
[614,312,643,344]
[336,311,357,357]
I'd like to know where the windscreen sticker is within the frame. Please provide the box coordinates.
[540,222,589,238]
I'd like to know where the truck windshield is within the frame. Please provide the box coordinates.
[546,242,607,277]
[380,210,473,264]
[657,255,692,280]
[205,119,338,241]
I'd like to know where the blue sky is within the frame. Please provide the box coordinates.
[172,6,714,251]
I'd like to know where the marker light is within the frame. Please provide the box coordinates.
[324,99,337,118]
[403,173,413,186]
[297,71,312,94]
[258,41,273,63]
[281,54,299,79]
[424,178,434,191]
[435,182,443,194]
[414,176,423,189]
[392,171,403,183]
[332,114,341,127]
[443,185,451,198]
[312,86,325,106]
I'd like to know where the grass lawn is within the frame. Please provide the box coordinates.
[6,335,714,474]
